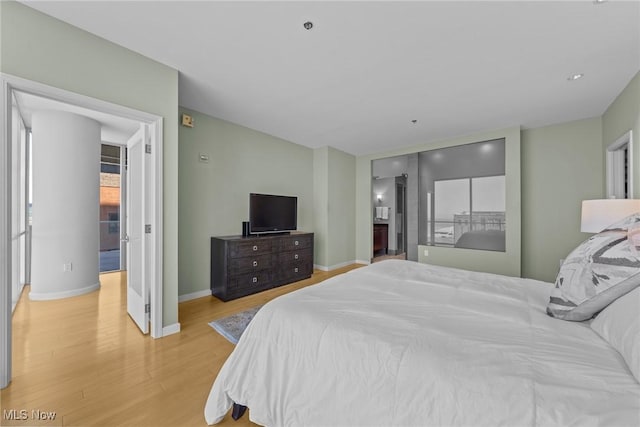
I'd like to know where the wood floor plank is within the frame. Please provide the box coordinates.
[1,264,363,426]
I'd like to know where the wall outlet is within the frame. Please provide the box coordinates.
[423,249,429,257]
[63,262,72,272]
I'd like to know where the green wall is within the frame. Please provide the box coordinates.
[0,1,180,327]
[356,127,522,277]
[314,147,356,269]
[326,147,356,268]
[603,71,640,197]
[313,148,330,267]
[521,118,604,283]
[178,108,314,297]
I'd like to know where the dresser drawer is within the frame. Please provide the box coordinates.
[278,261,313,281]
[228,253,273,275]
[228,271,272,291]
[279,235,313,252]
[277,248,312,265]
[229,239,273,258]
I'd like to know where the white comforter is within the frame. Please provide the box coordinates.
[205,260,640,426]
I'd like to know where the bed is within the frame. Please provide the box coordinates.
[204,259,640,426]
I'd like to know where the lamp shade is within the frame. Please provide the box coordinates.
[581,199,640,233]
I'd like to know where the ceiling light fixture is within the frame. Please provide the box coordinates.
[303,21,313,30]
[593,0,608,4]
[568,73,584,81]
[411,119,418,124]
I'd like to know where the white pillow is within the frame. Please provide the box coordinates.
[547,213,640,321]
[590,286,640,383]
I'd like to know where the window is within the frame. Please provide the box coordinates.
[107,212,119,234]
[432,178,469,245]
[100,144,122,272]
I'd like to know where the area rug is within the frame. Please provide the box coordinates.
[208,305,263,344]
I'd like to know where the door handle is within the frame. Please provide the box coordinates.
[121,234,130,243]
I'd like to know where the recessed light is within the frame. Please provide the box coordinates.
[593,0,608,4]
[303,21,313,30]
[567,73,584,81]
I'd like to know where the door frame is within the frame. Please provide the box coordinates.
[0,73,165,388]
[606,130,633,199]
[9,95,28,312]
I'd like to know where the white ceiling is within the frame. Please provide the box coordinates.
[13,90,141,144]
[21,1,640,156]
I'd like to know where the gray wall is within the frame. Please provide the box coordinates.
[406,154,419,261]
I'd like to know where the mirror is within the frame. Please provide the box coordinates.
[372,139,507,260]
[419,139,506,252]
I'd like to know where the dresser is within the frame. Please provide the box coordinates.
[210,232,314,301]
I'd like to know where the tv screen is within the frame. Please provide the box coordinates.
[249,193,297,234]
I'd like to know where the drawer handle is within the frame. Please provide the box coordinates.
[253,245,258,251]
[294,267,299,273]
[294,240,299,246]
[253,260,258,267]
[252,277,258,283]
[294,254,299,260]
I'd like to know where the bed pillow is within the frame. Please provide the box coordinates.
[546,213,640,321]
[590,287,640,383]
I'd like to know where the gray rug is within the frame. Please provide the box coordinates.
[208,305,263,344]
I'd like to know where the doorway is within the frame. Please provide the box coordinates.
[100,144,126,273]
[371,155,415,262]
[1,74,165,389]
[607,130,634,199]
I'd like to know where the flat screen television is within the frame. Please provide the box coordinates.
[249,193,297,234]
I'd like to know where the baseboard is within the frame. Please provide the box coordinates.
[314,260,362,272]
[162,323,181,337]
[29,282,100,301]
[355,259,372,266]
[11,283,27,313]
[178,289,210,303]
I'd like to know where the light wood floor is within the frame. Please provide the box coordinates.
[1,265,362,426]
[372,253,406,263]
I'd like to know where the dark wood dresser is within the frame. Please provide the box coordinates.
[210,232,314,301]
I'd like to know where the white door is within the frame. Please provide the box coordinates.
[125,125,148,334]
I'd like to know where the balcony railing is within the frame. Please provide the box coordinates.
[100,220,120,251]
[427,219,506,246]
